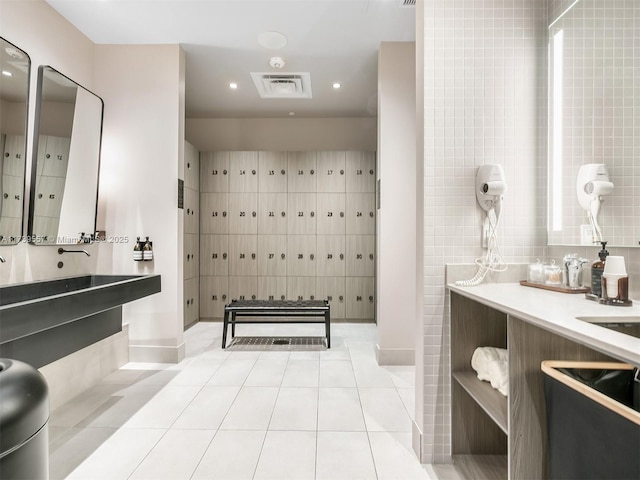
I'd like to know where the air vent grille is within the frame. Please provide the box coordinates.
[250,72,312,99]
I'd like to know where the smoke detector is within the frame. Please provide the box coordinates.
[269,56,286,69]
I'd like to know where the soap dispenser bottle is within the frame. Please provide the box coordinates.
[591,241,608,297]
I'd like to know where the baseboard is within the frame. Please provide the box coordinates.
[375,344,415,365]
[129,342,186,363]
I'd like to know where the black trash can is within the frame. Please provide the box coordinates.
[542,361,640,480]
[0,358,49,480]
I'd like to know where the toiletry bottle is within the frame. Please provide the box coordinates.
[143,236,153,261]
[590,241,608,297]
[133,237,143,261]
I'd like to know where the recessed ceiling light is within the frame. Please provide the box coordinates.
[229,82,238,89]
[258,31,288,50]
[289,112,295,116]
[1,70,12,77]
[332,82,341,89]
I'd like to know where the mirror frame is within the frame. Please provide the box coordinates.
[0,36,31,245]
[28,65,103,245]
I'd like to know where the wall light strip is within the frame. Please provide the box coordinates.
[548,0,581,29]
[551,29,564,232]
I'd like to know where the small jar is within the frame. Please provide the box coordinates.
[545,261,562,286]
[528,260,545,283]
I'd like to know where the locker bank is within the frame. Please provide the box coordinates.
[1,1,639,479]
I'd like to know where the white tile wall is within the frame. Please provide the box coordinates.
[421,0,548,463]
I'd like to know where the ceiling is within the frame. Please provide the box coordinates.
[44,0,416,119]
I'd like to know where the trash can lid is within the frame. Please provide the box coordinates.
[0,358,49,455]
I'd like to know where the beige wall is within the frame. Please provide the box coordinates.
[375,42,417,366]
[186,117,376,152]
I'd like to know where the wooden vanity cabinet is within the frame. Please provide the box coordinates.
[450,291,613,480]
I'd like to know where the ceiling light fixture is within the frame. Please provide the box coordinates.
[332,82,341,89]
[1,70,13,77]
[269,57,286,69]
[258,31,288,50]
[229,82,238,89]
[289,112,295,116]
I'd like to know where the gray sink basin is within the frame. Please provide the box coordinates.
[0,274,161,344]
[575,315,640,340]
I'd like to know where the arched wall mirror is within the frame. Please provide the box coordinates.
[28,65,103,245]
[0,37,30,245]
[547,0,640,247]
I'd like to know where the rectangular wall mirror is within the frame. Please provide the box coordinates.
[547,0,640,248]
[0,37,30,245]
[28,65,103,245]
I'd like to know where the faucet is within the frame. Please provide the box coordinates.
[58,248,90,257]
[0,255,5,263]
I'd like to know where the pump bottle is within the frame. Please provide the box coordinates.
[590,241,608,297]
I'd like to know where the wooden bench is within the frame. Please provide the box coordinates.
[222,299,331,348]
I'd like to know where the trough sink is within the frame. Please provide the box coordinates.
[0,274,161,345]
[575,315,640,340]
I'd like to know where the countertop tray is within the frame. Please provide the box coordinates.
[519,280,590,294]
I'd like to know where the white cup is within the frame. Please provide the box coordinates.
[603,256,627,275]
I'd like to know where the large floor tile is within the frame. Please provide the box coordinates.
[128,429,215,480]
[166,357,226,386]
[172,385,240,429]
[316,431,377,480]
[65,428,165,480]
[369,431,432,480]
[269,387,318,431]
[281,358,320,387]
[219,386,279,430]
[319,359,356,387]
[49,427,118,480]
[254,431,316,480]
[359,388,413,432]
[351,356,396,388]
[385,365,416,388]
[191,430,266,480]
[243,354,289,386]
[317,387,366,431]
[122,385,201,429]
[206,355,259,386]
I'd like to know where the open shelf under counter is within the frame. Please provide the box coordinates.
[452,455,508,480]
[452,370,508,434]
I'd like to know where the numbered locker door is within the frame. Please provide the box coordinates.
[346,277,375,320]
[229,275,258,302]
[346,235,375,277]
[316,277,346,319]
[316,235,346,277]
[200,276,229,319]
[258,151,287,193]
[316,151,346,193]
[346,193,376,235]
[258,234,287,277]
[229,193,258,234]
[287,193,316,235]
[287,234,316,277]
[184,142,199,190]
[34,175,66,218]
[1,173,23,221]
[41,136,70,177]
[316,193,345,235]
[184,186,199,234]
[345,151,376,193]
[228,234,258,276]
[200,234,228,276]
[258,277,287,302]
[2,134,26,176]
[200,151,229,193]
[288,152,316,193]
[184,277,199,327]
[229,151,258,192]
[287,276,317,301]
[258,193,287,235]
[200,193,229,234]
[184,233,199,279]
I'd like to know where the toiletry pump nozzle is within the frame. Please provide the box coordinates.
[476,164,507,212]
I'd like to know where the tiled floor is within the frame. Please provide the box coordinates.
[48,322,436,480]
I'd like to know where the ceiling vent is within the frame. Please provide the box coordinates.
[399,0,416,6]
[250,72,312,99]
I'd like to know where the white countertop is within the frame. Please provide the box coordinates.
[447,282,640,367]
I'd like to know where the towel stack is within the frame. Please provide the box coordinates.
[471,346,508,396]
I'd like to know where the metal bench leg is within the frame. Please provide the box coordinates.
[231,313,236,338]
[325,311,331,348]
[222,308,230,349]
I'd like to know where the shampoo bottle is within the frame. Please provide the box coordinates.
[590,241,608,297]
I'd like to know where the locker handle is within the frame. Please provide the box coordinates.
[340,254,344,260]
[310,295,315,300]
[3,152,8,158]
[340,212,344,218]
[369,212,374,217]
[252,211,256,217]
[281,169,286,175]
[223,169,228,175]
[187,208,190,214]
[369,254,374,260]
[251,253,256,259]
[281,211,286,217]
[370,169,374,175]
[310,211,315,217]
[340,169,344,175]
[223,211,227,217]
[4,194,8,199]
[310,254,314,260]
[310,169,315,175]
[281,295,286,300]
[339,295,344,301]
[222,294,227,300]
[281,253,286,259]
[252,170,256,175]
[369,296,374,302]
[252,295,256,300]
[46,154,50,159]
[223,253,227,259]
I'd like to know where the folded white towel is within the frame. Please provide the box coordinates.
[471,346,508,396]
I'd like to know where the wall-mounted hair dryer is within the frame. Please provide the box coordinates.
[456,164,508,287]
[576,164,614,243]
